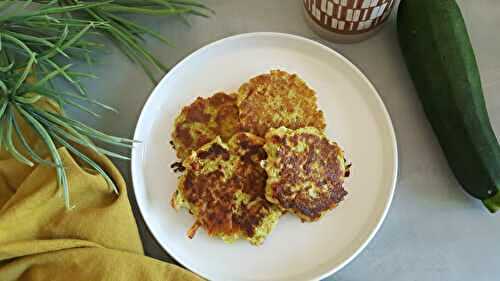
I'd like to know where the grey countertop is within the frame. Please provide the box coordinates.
[74,1,500,280]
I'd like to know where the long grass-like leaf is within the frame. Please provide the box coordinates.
[50,125,130,160]
[27,105,100,153]
[30,86,118,113]
[110,35,158,82]
[1,33,37,62]
[30,111,130,159]
[66,71,97,79]
[27,63,72,91]
[58,97,101,117]
[44,58,87,96]
[14,55,36,93]
[17,104,70,208]
[4,30,69,59]
[40,22,95,61]
[39,116,131,159]
[0,61,14,72]
[15,94,42,104]
[11,107,55,166]
[89,11,167,72]
[105,13,172,46]
[0,81,8,95]
[0,101,8,120]
[48,112,134,144]
[99,5,193,16]
[5,106,35,166]
[5,1,112,21]
[52,133,118,194]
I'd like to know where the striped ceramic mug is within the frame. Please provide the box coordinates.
[303,0,396,43]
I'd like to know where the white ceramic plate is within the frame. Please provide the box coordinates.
[132,33,398,281]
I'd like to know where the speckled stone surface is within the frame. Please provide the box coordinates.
[73,1,500,280]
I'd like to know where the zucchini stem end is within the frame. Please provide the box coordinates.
[483,191,500,213]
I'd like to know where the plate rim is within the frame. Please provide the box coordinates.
[131,32,398,281]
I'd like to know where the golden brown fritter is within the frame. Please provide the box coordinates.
[171,133,282,245]
[263,127,350,222]
[237,70,326,137]
[171,92,241,159]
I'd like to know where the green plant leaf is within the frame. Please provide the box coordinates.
[14,55,36,93]
[5,106,35,166]
[11,106,55,166]
[0,0,211,208]
[27,105,100,154]
[17,104,70,208]
[52,133,118,194]
[27,63,72,91]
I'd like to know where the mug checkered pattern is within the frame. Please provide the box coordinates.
[304,0,395,35]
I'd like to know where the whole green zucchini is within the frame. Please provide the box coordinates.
[397,0,500,212]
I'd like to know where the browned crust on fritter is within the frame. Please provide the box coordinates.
[264,128,347,221]
[177,133,278,240]
[172,92,241,159]
[237,70,326,137]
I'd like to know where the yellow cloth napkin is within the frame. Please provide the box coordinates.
[0,105,202,280]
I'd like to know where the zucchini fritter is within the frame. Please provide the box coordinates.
[172,92,241,159]
[172,133,282,245]
[263,127,349,222]
[237,70,326,137]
